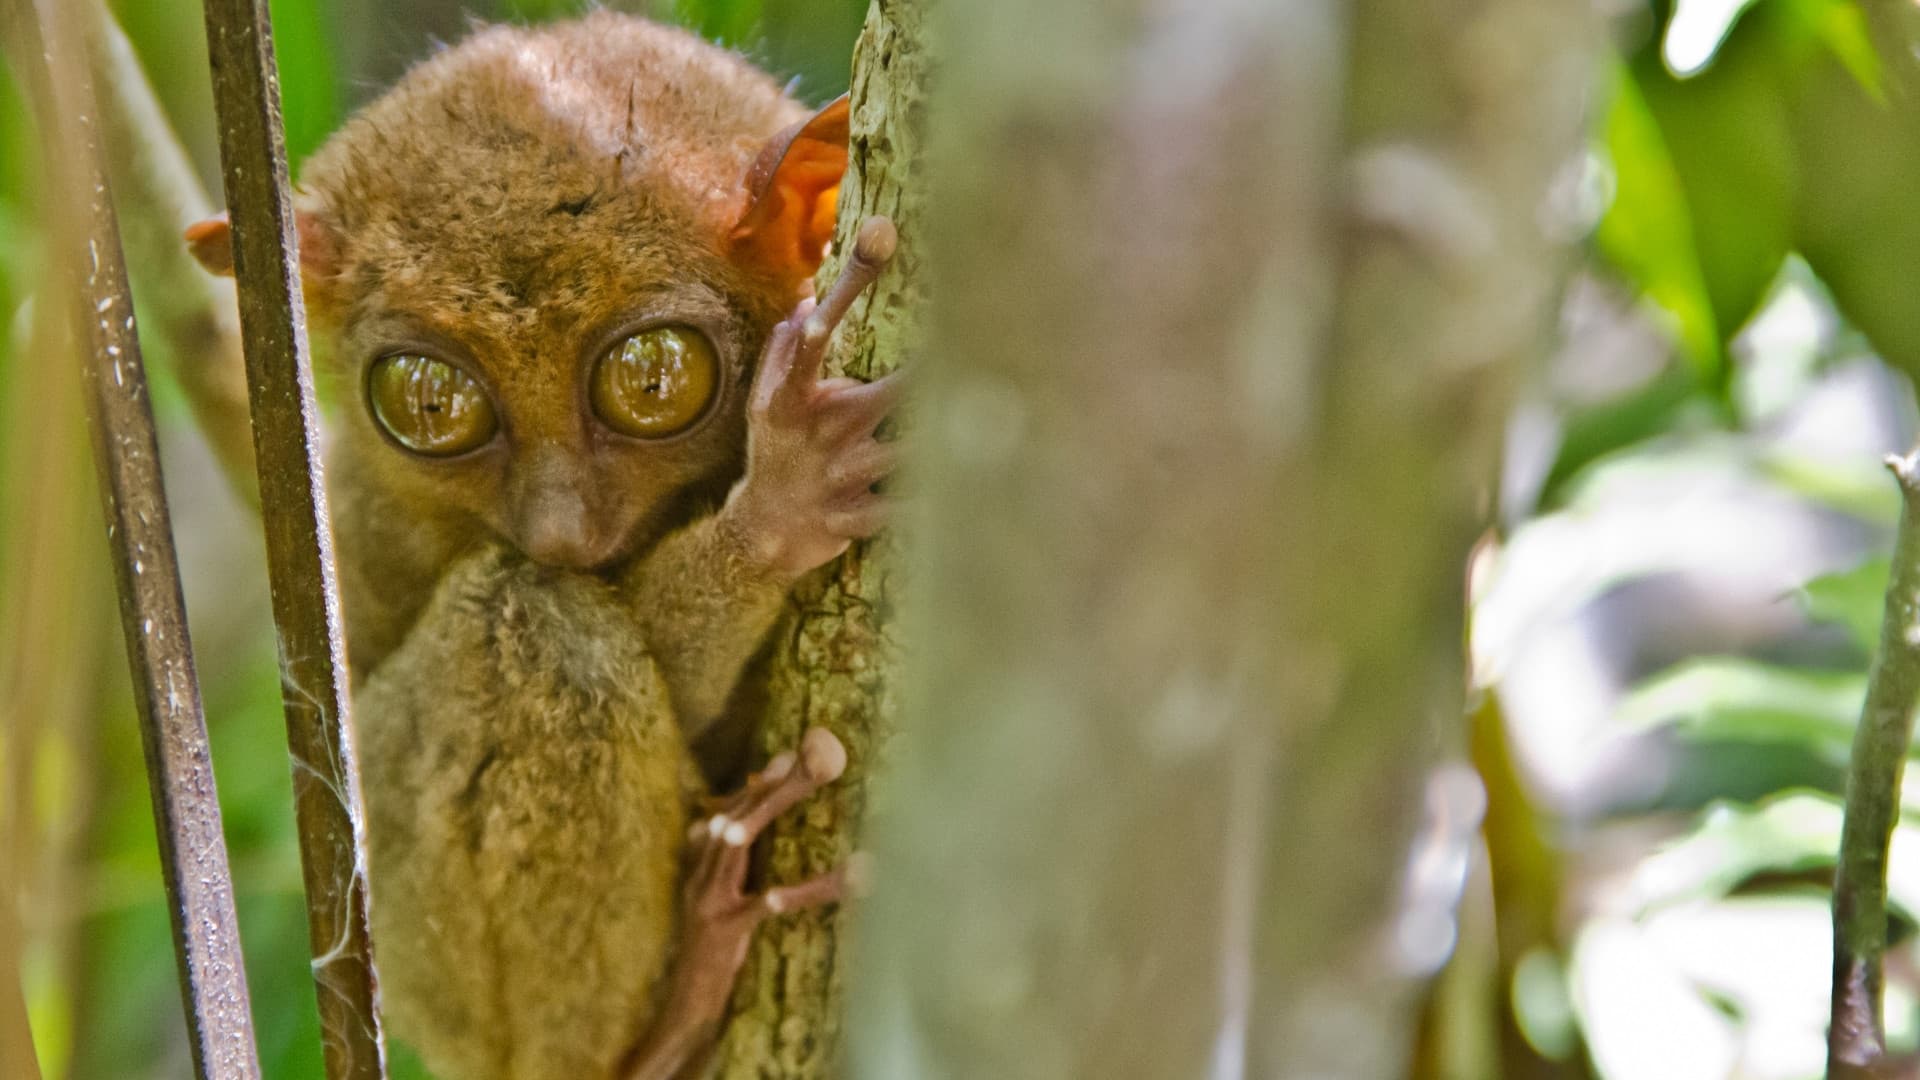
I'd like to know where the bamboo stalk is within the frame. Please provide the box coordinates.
[193,0,386,1076]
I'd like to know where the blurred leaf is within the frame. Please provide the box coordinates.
[1571,917,1741,1079]
[1788,34,1920,378]
[495,0,590,19]
[1595,60,1724,384]
[1627,792,1840,909]
[1628,792,1920,918]
[269,0,342,169]
[674,0,763,45]
[1797,554,1892,652]
[1540,364,1708,505]
[1779,0,1884,101]
[1758,448,1903,524]
[1616,657,1865,758]
[1632,28,1794,369]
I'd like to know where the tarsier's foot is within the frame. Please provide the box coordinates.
[727,216,905,578]
[621,728,856,1080]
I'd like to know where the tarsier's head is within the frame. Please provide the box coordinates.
[188,13,846,570]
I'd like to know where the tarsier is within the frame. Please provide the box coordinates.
[180,12,898,1079]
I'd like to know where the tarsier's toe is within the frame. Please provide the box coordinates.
[700,727,846,851]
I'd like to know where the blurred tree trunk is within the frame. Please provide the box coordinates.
[845,2,1594,1079]
[712,2,925,1078]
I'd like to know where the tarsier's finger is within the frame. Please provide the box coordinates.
[819,369,906,441]
[824,498,889,540]
[749,316,803,416]
[792,217,898,388]
[829,440,898,494]
[719,727,847,848]
[711,828,753,895]
[685,814,730,890]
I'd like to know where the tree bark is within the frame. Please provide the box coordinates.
[711,2,926,1077]
[845,2,1595,1078]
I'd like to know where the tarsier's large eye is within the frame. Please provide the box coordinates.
[590,326,718,439]
[367,354,498,457]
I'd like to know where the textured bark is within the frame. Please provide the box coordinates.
[710,2,926,1077]
[845,2,1595,1078]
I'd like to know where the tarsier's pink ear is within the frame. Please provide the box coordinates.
[184,209,339,280]
[729,95,850,282]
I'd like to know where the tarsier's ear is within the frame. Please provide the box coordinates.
[184,208,340,281]
[729,94,850,282]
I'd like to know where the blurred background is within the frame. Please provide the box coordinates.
[4,0,1920,1077]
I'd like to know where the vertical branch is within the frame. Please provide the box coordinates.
[1828,446,1920,1077]
[714,2,927,1076]
[195,1,386,1076]
[6,1,263,1077]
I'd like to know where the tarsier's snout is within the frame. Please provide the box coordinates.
[516,495,617,571]
[508,451,624,571]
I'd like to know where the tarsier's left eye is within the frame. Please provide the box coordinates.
[367,354,498,457]
[590,326,718,439]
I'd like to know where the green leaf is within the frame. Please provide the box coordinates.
[1615,657,1865,757]
[267,0,342,170]
[1798,555,1893,652]
[1782,0,1885,101]
[1759,450,1903,525]
[1595,60,1724,383]
[1628,792,1920,916]
[1789,44,1920,377]
[1629,792,1841,908]
[1631,29,1794,364]
[675,0,764,45]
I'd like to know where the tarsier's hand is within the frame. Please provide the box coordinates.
[726,216,903,579]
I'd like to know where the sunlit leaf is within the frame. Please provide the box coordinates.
[1759,450,1903,525]
[1615,657,1865,757]
[1572,917,1740,1080]
[1664,0,1763,78]
[1632,793,1920,911]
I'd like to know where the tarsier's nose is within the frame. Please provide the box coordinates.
[511,451,611,570]
[519,493,606,570]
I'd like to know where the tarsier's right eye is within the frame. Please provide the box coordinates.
[367,354,498,457]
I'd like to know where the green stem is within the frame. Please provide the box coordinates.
[1829,445,1920,1077]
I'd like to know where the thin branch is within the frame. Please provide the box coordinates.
[194,0,387,1076]
[6,1,263,1077]
[1829,445,1920,1078]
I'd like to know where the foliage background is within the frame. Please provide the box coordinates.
[8,0,1920,1077]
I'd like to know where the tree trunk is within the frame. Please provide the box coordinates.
[845,2,1595,1079]
[711,2,926,1077]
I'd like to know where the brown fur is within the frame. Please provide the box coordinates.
[285,14,828,1078]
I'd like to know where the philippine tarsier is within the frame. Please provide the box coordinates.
[179,12,899,1079]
